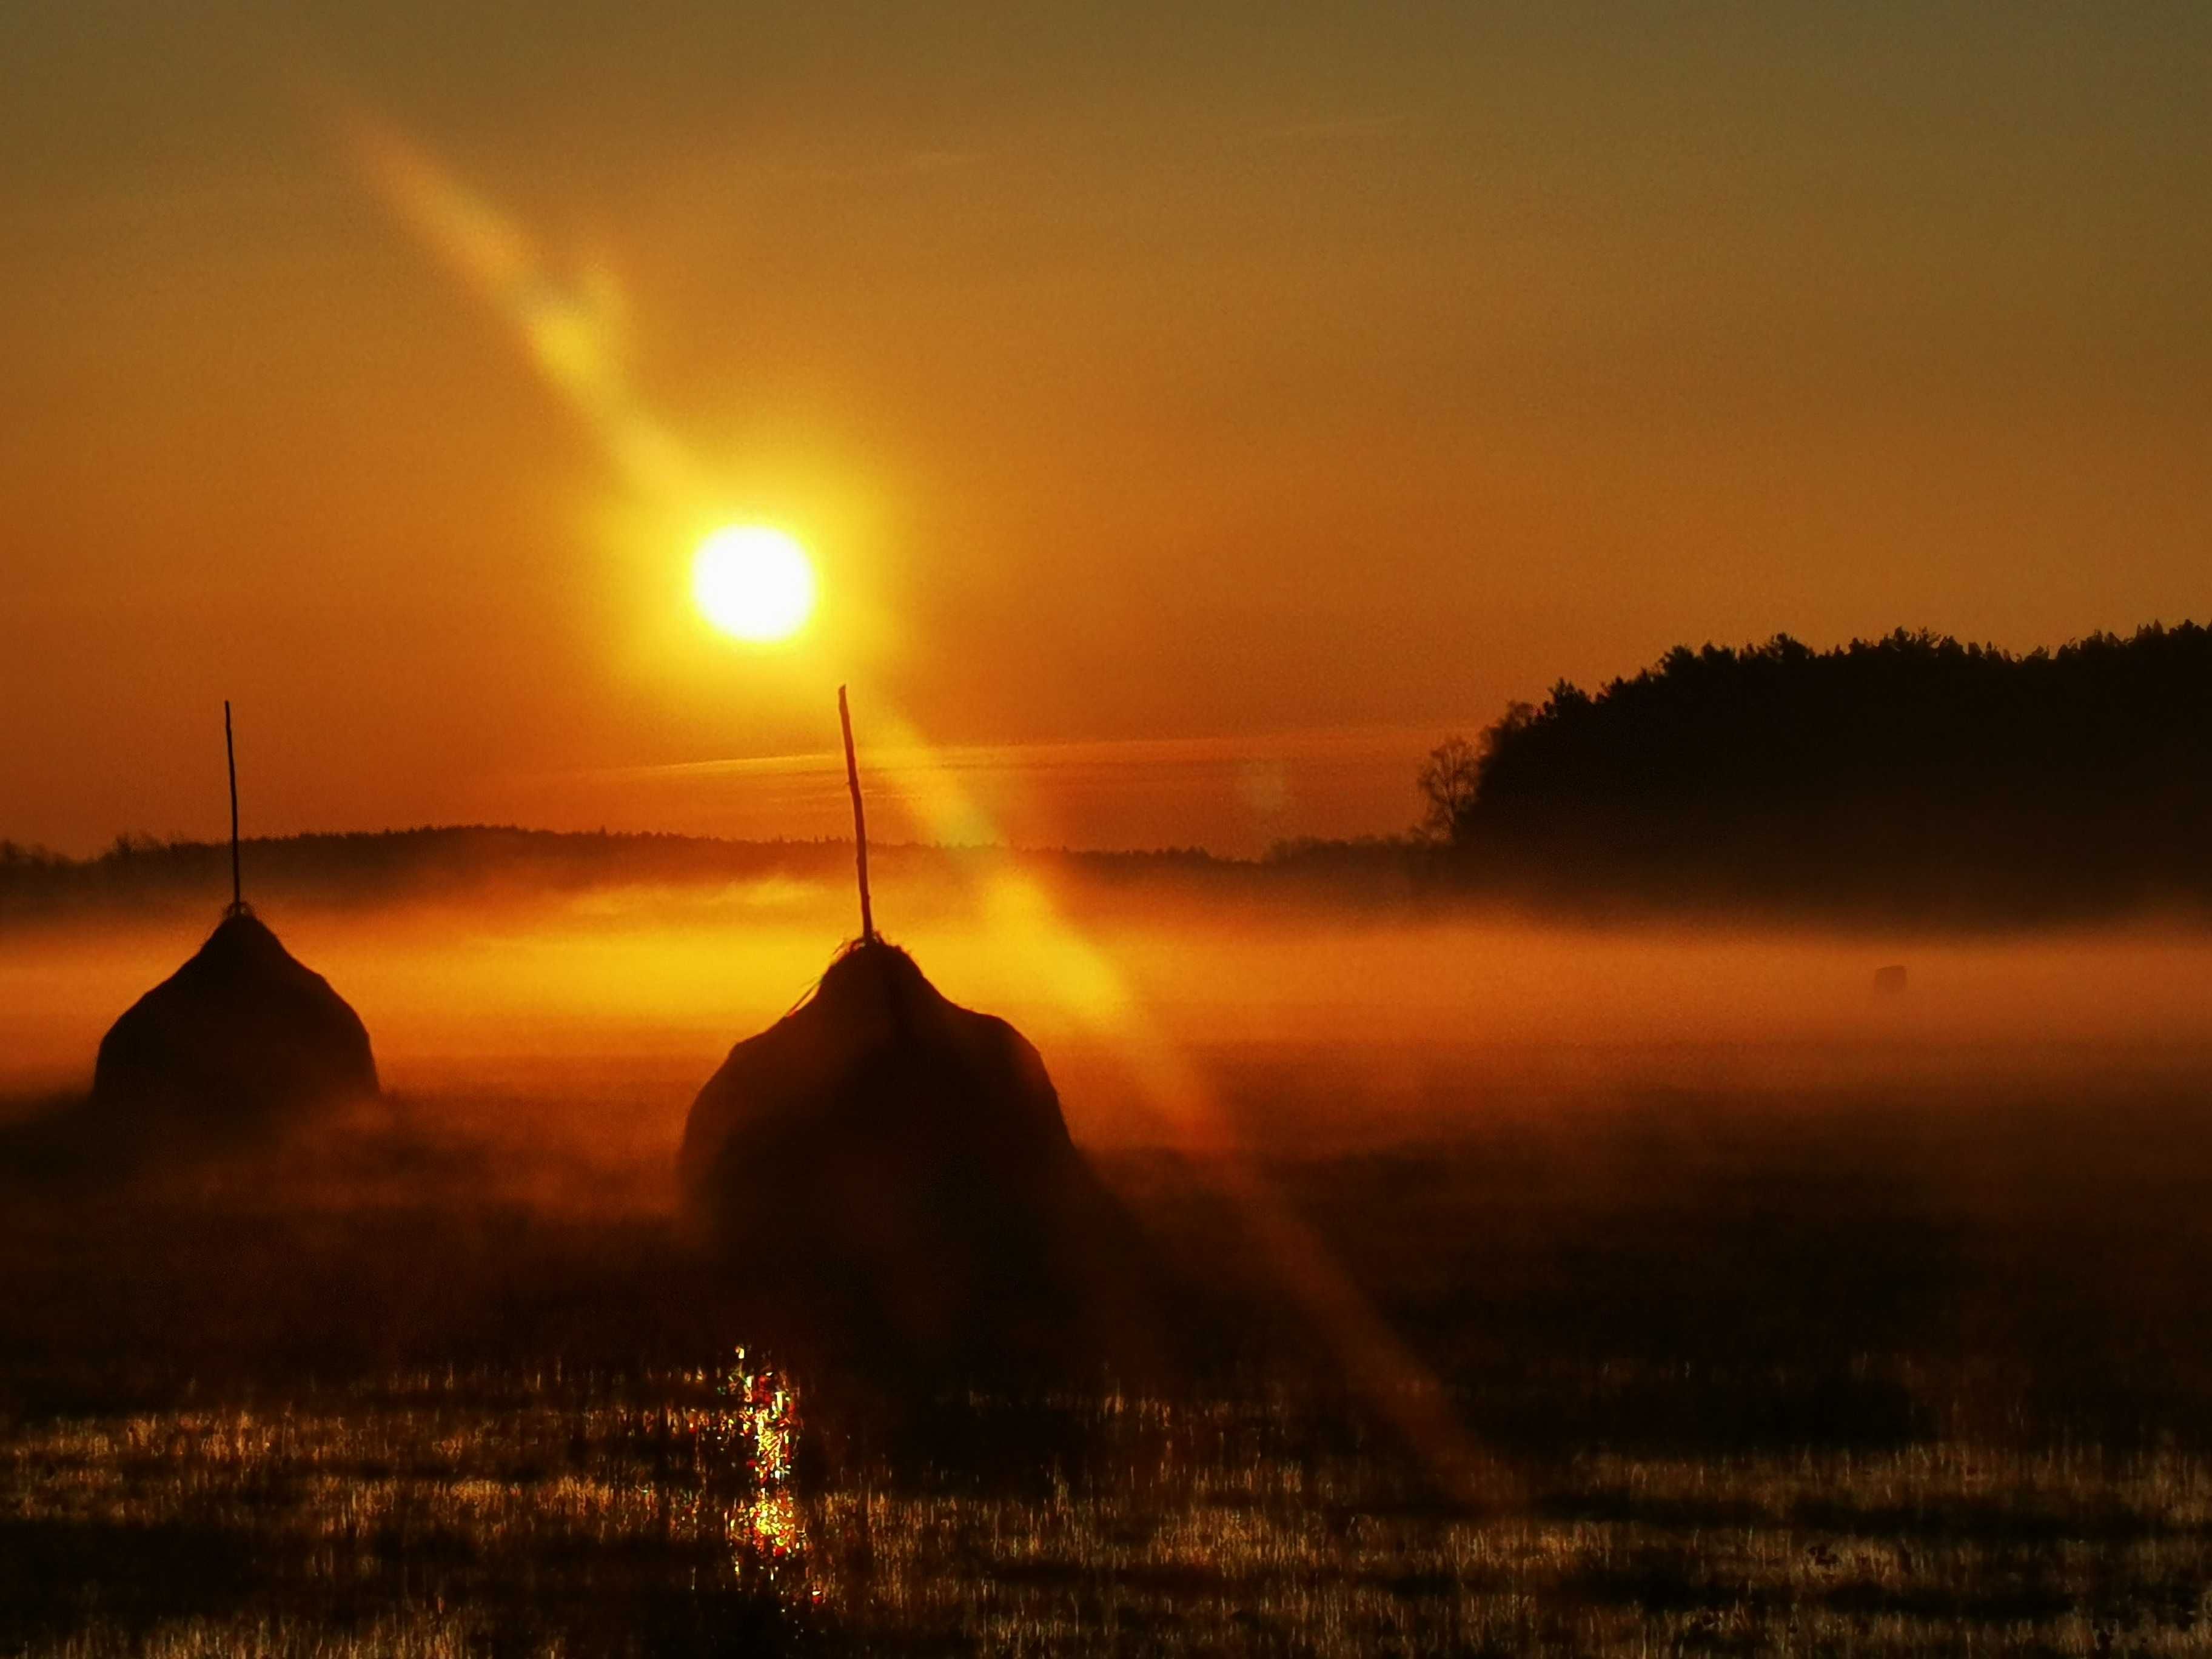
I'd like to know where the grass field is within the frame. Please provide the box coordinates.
[7,1042,2212,1656]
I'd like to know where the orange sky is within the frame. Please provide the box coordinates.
[4,3,2208,854]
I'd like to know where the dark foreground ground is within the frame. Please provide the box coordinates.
[5,1055,2212,1656]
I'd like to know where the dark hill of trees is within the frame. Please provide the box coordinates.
[1425,623,2212,922]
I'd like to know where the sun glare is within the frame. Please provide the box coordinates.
[693,526,816,643]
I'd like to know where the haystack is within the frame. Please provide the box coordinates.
[679,690,1152,1366]
[90,907,379,1140]
[83,702,378,1147]
[679,937,1142,1362]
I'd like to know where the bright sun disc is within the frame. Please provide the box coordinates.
[693,526,817,642]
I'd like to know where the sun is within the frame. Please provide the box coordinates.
[693,525,817,643]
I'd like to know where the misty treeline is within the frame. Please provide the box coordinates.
[1423,622,2212,920]
[0,825,1236,923]
[0,828,850,922]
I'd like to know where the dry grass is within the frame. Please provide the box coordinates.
[7,1369,2212,1655]
[7,1065,2212,1654]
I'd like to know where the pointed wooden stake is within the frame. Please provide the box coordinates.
[838,685,875,943]
[225,700,244,914]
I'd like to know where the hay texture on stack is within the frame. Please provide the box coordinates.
[91,910,379,1144]
[680,939,1144,1366]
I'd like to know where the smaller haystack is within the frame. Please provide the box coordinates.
[92,907,379,1139]
[84,702,378,1148]
[679,937,1136,1362]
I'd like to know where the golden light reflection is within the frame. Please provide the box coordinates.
[716,1348,818,1598]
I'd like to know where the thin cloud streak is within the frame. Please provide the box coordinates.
[546,725,1458,786]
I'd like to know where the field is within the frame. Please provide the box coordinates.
[6,875,2212,1654]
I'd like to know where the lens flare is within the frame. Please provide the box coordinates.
[694,526,817,643]
[336,104,1485,1501]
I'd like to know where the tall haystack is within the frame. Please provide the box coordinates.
[678,691,1150,1366]
[86,703,378,1145]
[679,939,1132,1356]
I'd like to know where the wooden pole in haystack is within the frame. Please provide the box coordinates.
[838,685,876,943]
[224,700,244,914]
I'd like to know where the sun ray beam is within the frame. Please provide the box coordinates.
[330,101,1495,1499]
[335,103,699,505]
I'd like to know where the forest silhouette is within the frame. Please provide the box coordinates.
[1425,622,2212,920]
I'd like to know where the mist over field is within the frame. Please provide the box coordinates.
[11,845,2212,1148]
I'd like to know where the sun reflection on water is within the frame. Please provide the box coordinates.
[713,1348,817,1599]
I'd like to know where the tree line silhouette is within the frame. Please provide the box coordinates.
[1424,623,2212,920]
[0,826,1236,925]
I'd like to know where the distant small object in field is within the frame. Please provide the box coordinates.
[1873,964,1909,995]
[679,937,1150,1372]
[91,908,380,1146]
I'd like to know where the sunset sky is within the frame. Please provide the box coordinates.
[5,2,2207,855]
